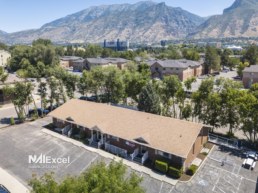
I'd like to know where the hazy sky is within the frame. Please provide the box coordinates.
[0,0,235,33]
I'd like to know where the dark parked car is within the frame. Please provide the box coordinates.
[79,96,97,102]
[0,185,10,193]
[28,108,50,117]
[79,94,109,103]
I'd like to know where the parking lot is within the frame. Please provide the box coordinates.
[172,146,258,193]
[0,118,174,192]
[0,118,257,193]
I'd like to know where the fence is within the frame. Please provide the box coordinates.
[208,133,239,149]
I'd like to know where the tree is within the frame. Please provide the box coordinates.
[103,67,125,103]
[220,49,232,68]
[123,64,150,103]
[204,46,221,73]
[78,70,92,96]
[220,88,241,135]
[238,91,258,143]
[161,75,182,118]
[244,45,258,65]
[38,81,47,110]
[182,48,200,61]
[29,161,144,193]
[3,82,34,122]
[138,82,162,115]
[0,66,8,83]
[182,103,192,120]
[62,73,79,99]
[201,92,222,132]
[237,62,249,78]
[184,77,196,91]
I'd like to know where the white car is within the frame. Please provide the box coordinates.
[242,151,257,170]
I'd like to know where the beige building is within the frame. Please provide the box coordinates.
[49,99,208,170]
[59,56,83,69]
[0,50,11,67]
[147,59,203,81]
[242,65,258,88]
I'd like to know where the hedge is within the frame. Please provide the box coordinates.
[186,164,198,176]
[155,160,168,173]
[10,117,15,125]
[168,166,183,179]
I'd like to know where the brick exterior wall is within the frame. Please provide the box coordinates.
[52,118,207,171]
[242,71,258,88]
[150,62,202,81]
[184,127,209,169]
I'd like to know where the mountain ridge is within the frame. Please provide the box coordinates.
[190,0,258,39]
[0,1,205,44]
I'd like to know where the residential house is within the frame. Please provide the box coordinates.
[0,50,11,67]
[59,56,83,69]
[242,65,258,88]
[147,59,203,81]
[86,58,130,70]
[0,74,25,105]
[49,99,208,170]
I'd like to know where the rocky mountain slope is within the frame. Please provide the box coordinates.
[190,0,258,39]
[2,1,205,44]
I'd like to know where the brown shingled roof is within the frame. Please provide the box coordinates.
[49,99,203,158]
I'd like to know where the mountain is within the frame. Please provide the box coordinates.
[3,1,205,44]
[190,0,258,39]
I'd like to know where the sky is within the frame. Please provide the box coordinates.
[0,0,235,33]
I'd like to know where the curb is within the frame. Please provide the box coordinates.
[41,128,178,186]
[179,144,215,183]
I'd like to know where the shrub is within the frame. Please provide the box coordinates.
[168,166,183,179]
[201,152,208,156]
[10,117,15,125]
[154,160,168,173]
[186,164,198,176]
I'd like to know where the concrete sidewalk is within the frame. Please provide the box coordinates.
[0,167,29,193]
[42,128,178,186]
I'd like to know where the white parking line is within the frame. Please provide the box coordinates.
[79,155,98,173]
[158,181,163,193]
[65,151,85,168]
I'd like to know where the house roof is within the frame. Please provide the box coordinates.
[49,99,204,158]
[86,58,129,65]
[243,65,258,73]
[147,59,201,69]
[60,56,83,61]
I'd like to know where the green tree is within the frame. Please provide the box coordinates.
[138,82,162,115]
[3,82,34,122]
[78,70,92,96]
[237,62,249,78]
[238,91,258,142]
[182,48,200,61]
[184,77,196,92]
[103,67,125,103]
[38,81,48,110]
[29,161,144,193]
[204,46,221,73]
[220,88,241,135]
[244,45,258,65]
[220,49,232,68]
[0,66,8,83]
[161,75,182,117]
